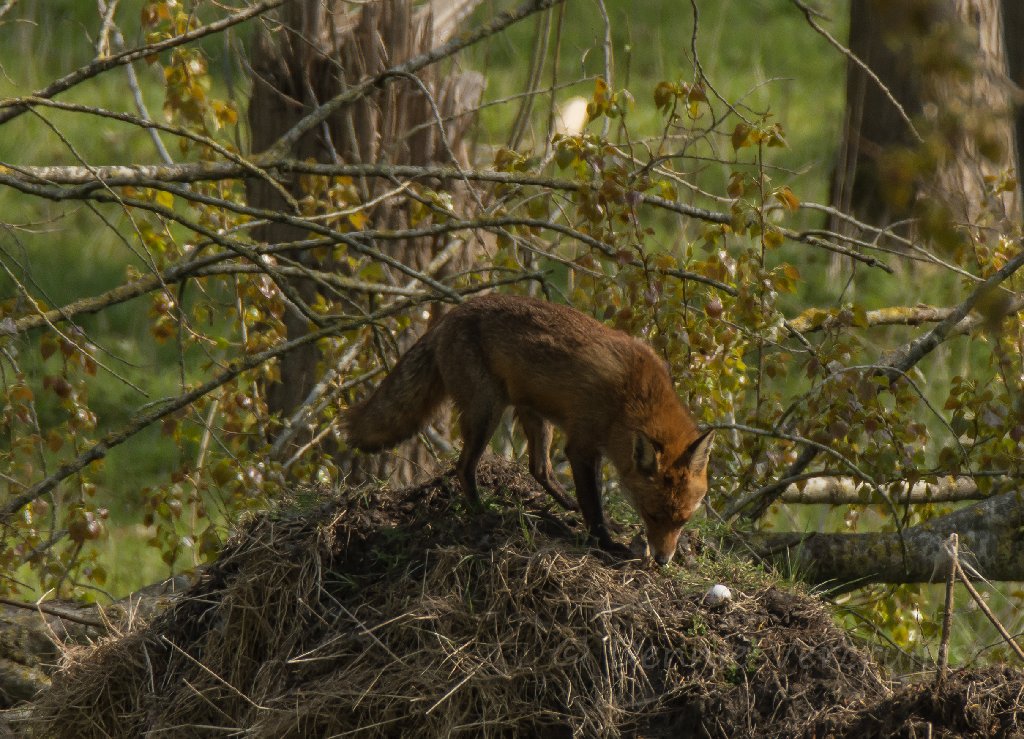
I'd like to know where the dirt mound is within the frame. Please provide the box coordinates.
[22,459,1024,737]
[816,666,1024,738]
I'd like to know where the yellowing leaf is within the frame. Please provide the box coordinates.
[727,171,746,198]
[214,101,238,127]
[654,81,676,111]
[347,210,369,230]
[653,253,676,270]
[766,122,788,148]
[731,122,752,150]
[774,186,800,211]
[589,77,611,118]
[657,179,678,200]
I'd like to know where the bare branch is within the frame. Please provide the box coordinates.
[0,597,103,629]
[0,97,296,210]
[0,161,893,272]
[882,246,1024,379]
[954,558,1024,663]
[0,173,461,306]
[0,0,285,126]
[937,533,957,677]
[789,297,1024,335]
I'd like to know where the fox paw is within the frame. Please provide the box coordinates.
[597,537,635,560]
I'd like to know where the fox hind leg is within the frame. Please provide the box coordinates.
[516,407,577,511]
[451,382,506,507]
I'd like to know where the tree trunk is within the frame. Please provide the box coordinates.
[831,0,924,228]
[1003,0,1024,191]
[930,0,1019,225]
[831,0,1019,235]
[246,0,483,485]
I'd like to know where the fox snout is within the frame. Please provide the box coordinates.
[646,523,685,566]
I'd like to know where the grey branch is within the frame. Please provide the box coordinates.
[881,246,1024,380]
[779,475,1005,505]
[0,161,890,271]
[744,483,1024,590]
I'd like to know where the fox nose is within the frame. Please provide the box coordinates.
[654,552,673,566]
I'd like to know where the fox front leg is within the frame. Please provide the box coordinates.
[566,442,631,558]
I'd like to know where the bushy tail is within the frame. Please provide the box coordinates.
[345,333,446,452]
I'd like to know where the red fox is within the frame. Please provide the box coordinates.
[345,294,714,565]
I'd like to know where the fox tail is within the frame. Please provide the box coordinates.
[344,333,446,452]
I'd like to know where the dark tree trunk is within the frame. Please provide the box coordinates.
[831,0,924,227]
[832,0,1019,234]
[1003,0,1024,192]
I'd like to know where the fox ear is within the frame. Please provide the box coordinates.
[675,430,715,476]
[633,432,661,475]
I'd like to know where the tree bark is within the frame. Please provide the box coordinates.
[831,0,924,228]
[1003,0,1024,190]
[930,0,1019,224]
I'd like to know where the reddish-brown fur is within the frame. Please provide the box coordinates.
[345,294,714,564]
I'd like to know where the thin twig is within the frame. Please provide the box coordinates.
[937,533,957,678]
[954,559,1024,663]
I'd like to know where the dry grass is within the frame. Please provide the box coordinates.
[23,459,1024,737]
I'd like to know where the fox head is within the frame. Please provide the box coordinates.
[622,430,715,566]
